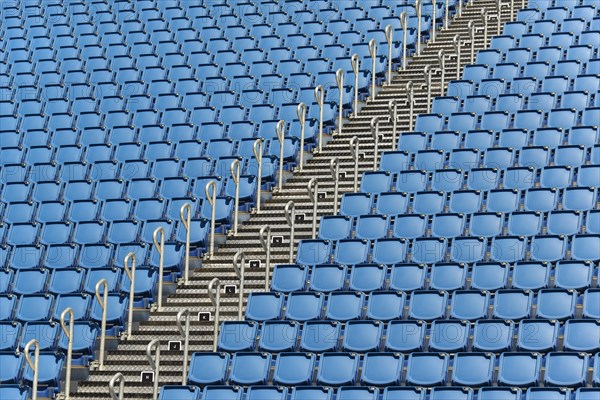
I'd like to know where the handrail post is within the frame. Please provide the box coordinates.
[481,9,489,47]
[208,278,221,352]
[350,54,360,114]
[425,65,434,113]
[416,0,422,55]
[371,117,381,171]
[438,49,446,95]
[284,201,296,263]
[230,159,241,235]
[253,139,263,213]
[407,81,415,131]
[445,0,450,29]
[314,85,325,152]
[368,39,377,99]
[232,251,245,320]
[350,137,359,192]
[24,339,40,400]
[175,309,191,385]
[335,69,344,135]
[330,158,340,215]
[94,279,108,370]
[459,0,463,16]
[389,100,399,150]
[496,0,501,35]
[146,340,160,400]
[453,35,462,80]
[205,181,217,258]
[431,0,437,42]
[276,120,285,191]
[307,178,319,239]
[399,12,408,70]
[385,25,393,85]
[60,308,75,399]
[180,203,192,284]
[152,226,165,311]
[468,20,476,64]
[123,252,136,339]
[259,226,271,290]
[510,0,515,20]
[108,373,125,400]
[297,103,307,171]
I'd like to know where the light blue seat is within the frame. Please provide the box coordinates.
[349,264,385,292]
[271,265,308,293]
[310,264,347,292]
[218,322,257,352]
[366,291,406,321]
[536,289,577,320]
[544,352,588,388]
[316,353,359,387]
[187,353,229,386]
[300,321,340,353]
[342,321,383,352]
[450,290,490,321]
[563,320,600,352]
[361,353,403,386]
[493,290,533,320]
[325,291,364,321]
[259,321,298,353]
[273,352,315,386]
[385,320,425,352]
[159,386,201,400]
[405,353,449,386]
[498,352,541,387]
[318,216,353,241]
[408,290,447,321]
[452,353,495,386]
[296,240,332,265]
[286,292,324,321]
[290,387,333,400]
[429,320,469,352]
[517,319,559,352]
[333,240,369,265]
[246,293,284,322]
[229,352,271,386]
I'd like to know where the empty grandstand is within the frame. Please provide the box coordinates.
[0,0,599,399]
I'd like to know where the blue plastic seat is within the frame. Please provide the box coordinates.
[13,269,47,295]
[271,265,308,293]
[0,385,29,400]
[333,240,369,265]
[450,290,490,321]
[23,352,64,389]
[432,214,465,238]
[498,352,541,387]
[359,353,403,387]
[286,292,324,321]
[342,321,383,352]
[411,238,446,264]
[273,352,315,386]
[53,294,90,321]
[259,321,298,353]
[478,388,522,400]
[545,352,588,388]
[246,293,284,322]
[16,294,53,322]
[536,289,577,320]
[491,236,526,262]
[394,215,427,239]
[429,320,469,352]
[572,234,600,261]
[406,353,449,386]
[493,289,533,320]
[563,188,596,211]
[296,240,331,265]
[349,264,385,292]
[564,319,600,352]
[229,352,271,386]
[159,386,202,400]
[187,353,229,386]
[19,322,59,351]
[326,291,364,321]
[0,352,23,383]
[517,320,559,352]
[408,290,447,321]
[430,263,467,291]
[360,171,392,194]
[316,353,359,387]
[310,264,346,292]
[452,353,496,386]
[384,320,425,353]
[318,216,353,241]
[356,215,388,240]
[340,193,372,217]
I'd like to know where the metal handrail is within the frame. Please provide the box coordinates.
[368,39,377,99]
[438,49,446,95]
[445,0,450,29]
[259,226,271,290]
[205,180,217,257]
[253,139,263,213]
[60,307,75,399]
[351,54,360,113]
[496,0,502,35]
[350,137,359,192]
[232,251,245,319]
[385,25,393,85]
[175,309,191,385]
[431,0,437,42]
[459,0,464,16]
[330,158,340,215]
[335,69,344,135]
[389,100,399,151]
[180,203,192,284]
[406,81,415,131]
[94,278,108,370]
[399,12,408,70]
[123,252,136,339]
[297,102,307,171]
[371,117,381,171]
[307,178,319,239]
[276,120,285,191]
[230,159,241,235]
[416,0,422,55]
[314,85,325,152]
[425,65,434,113]
[146,339,160,400]
[453,35,462,80]
[208,277,221,351]
[468,20,476,64]
[284,201,296,263]
[152,226,165,311]
[108,373,125,400]
[24,339,40,400]
[481,8,489,47]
